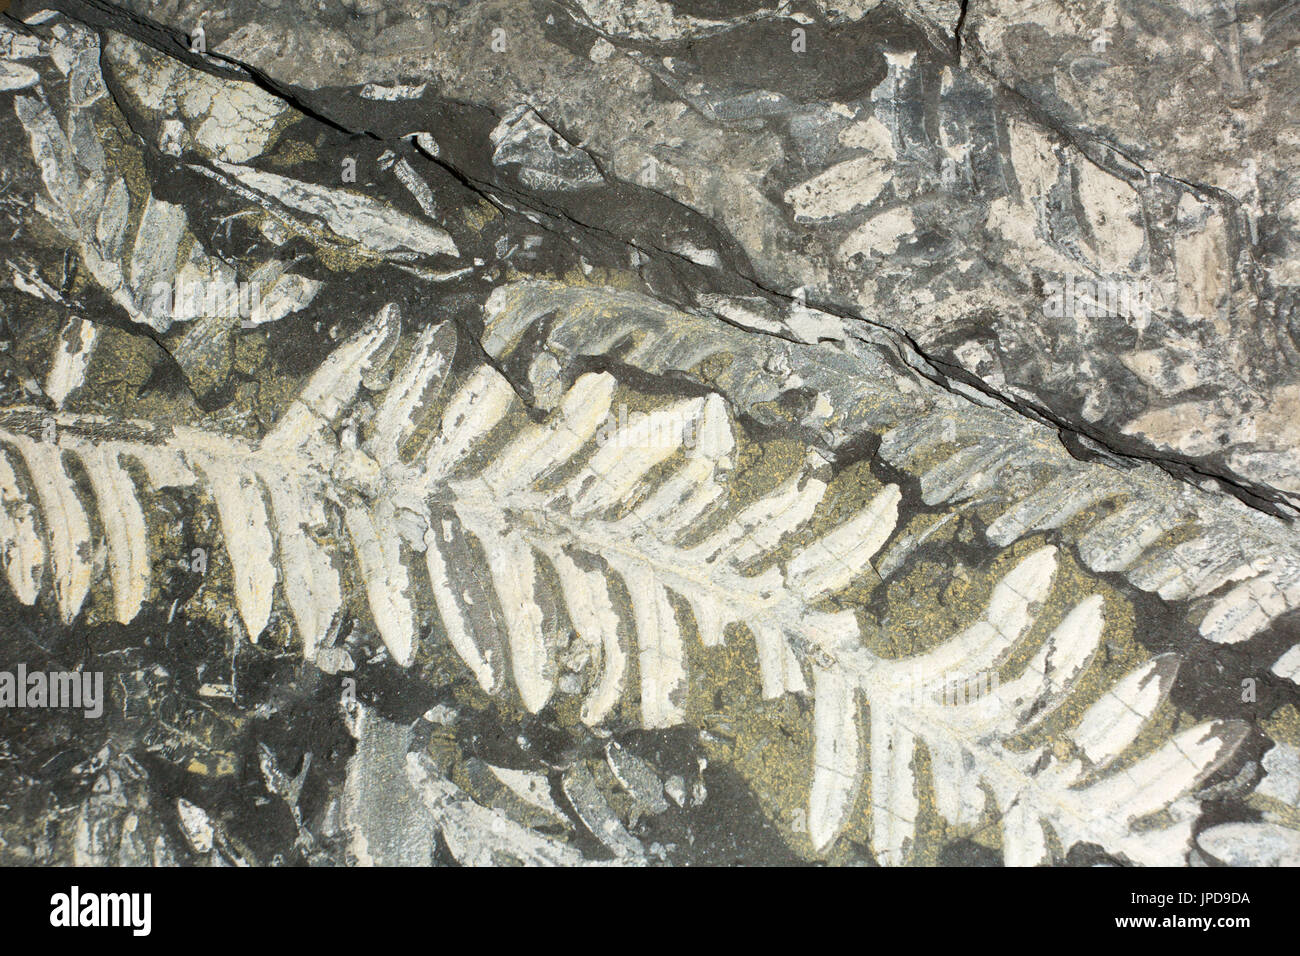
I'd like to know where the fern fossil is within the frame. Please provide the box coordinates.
[482,280,1300,687]
[13,25,222,335]
[0,301,1259,864]
[0,20,1284,866]
[10,23,437,342]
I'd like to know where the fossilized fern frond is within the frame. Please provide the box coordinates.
[481,279,1300,686]
[844,553,1245,865]
[0,301,1257,864]
[878,410,1300,666]
[12,24,227,334]
[10,23,363,344]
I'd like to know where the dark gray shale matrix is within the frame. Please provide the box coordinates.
[0,0,1296,867]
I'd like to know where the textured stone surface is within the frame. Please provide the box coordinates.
[0,0,1297,867]
[88,0,1300,510]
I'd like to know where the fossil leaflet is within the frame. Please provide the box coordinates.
[0,301,1262,864]
[482,280,1300,688]
[12,25,236,336]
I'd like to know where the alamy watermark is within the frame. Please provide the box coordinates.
[595,403,703,454]
[0,664,103,718]
[884,666,1001,709]
[1041,275,1155,322]
[50,886,150,936]
[147,277,265,326]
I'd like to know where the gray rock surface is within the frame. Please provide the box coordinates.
[88,0,1300,511]
[0,0,1297,869]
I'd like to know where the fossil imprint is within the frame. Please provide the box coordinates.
[5,17,1299,865]
[0,300,1280,864]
